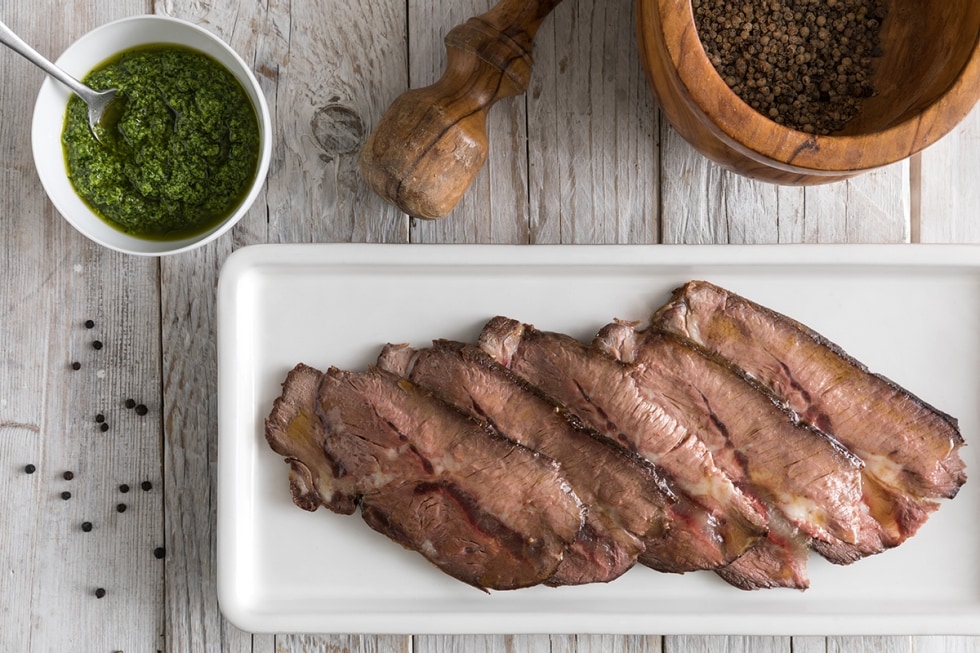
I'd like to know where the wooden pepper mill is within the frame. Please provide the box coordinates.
[358,0,563,219]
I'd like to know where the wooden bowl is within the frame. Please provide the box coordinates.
[636,0,980,184]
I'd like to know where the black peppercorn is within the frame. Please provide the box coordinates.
[154,547,165,559]
[95,414,105,423]
[71,361,81,371]
[692,0,885,134]
[61,491,71,500]
[81,521,93,532]
[63,471,74,481]
[125,398,136,409]
[116,503,127,513]
[92,340,103,350]
[100,423,109,433]
[84,319,95,329]
[24,464,36,474]
[135,404,148,416]
[141,481,153,492]
[119,484,130,493]
[95,587,106,599]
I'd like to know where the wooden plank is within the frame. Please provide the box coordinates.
[827,637,911,653]
[913,637,980,653]
[159,241,237,652]
[917,105,980,244]
[554,635,664,653]
[791,637,827,653]
[660,128,909,245]
[416,635,552,653]
[527,0,660,244]
[659,126,784,244]
[278,635,410,653]
[258,0,407,245]
[799,163,909,244]
[0,11,57,646]
[254,633,275,653]
[664,635,789,653]
[407,0,531,244]
[0,5,163,653]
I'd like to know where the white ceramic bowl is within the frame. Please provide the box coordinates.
[31,15,272,256]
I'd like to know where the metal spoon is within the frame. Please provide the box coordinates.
[0,18,124,142]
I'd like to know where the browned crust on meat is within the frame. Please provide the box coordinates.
[479,316,768,573]
[653,280,966,541]
[264,363,357,514]
[378,339,674,586]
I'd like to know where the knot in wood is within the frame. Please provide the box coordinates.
[311,104,365,159]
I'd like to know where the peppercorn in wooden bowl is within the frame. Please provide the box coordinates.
[636,0,980,184]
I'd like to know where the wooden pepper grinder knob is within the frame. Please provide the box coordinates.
[358,0,563,219]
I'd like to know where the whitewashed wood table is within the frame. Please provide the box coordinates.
[1,1,978,652]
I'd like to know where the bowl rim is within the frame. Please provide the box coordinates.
[30,14,272,256]
[640,0,980,174]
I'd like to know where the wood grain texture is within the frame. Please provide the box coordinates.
[412,635,662,653]
[553,635,663,653]
[791,637,827,653]
[665,636,789,653]
[660,125,909,245]
[827,637,911,653]
[918,105,980,244]
[277,634,409,653]
[0,5,163,653]
[417,635,553,653]
[253,0,408,245]
[0,0,977,652]
[528,0,660,244]
[914,637,980,653]
[407,0,532,244]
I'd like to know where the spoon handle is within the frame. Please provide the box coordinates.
[0,18,93,100]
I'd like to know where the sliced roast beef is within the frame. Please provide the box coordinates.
[594,324,812,589]
[265,363,585,591]
[652,280,966,545]
[265,363,357,515]
[478,316,768,573]
[264,281,965,593]
[377,339,674,585]
[715,512,812,590]
[594,321,883,564]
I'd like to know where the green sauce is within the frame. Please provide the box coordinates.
[62,45,260,241]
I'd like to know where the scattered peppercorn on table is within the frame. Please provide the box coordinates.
[1,1,978,652]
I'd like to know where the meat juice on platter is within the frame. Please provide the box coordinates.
[264,281,966,592]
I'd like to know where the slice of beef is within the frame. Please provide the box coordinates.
[266,363,585,591]
[594,322,884,564]
[715,511,812,590]
[265,363,357,515]
[377,339,674,585]
[478,316,768,573]
[652,280,966,545]
[594,322,812,590]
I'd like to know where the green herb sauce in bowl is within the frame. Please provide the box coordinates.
[63,45,260,240]
[32,15,271,256]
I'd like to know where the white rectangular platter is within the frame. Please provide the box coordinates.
[216,243,980,635]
